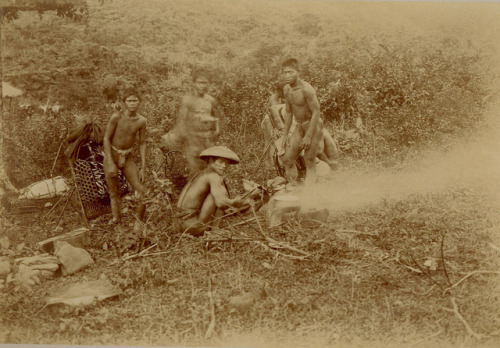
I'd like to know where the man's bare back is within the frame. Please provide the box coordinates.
[177,168,231,211]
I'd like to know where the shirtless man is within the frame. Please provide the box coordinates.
[174,146,251,236]
[103,87,147,227]
[161,69,222,178]
[281,58,326,187]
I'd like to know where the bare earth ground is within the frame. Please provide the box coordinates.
[1,97,500,348]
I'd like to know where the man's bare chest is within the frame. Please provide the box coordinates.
[116,118,142,135]
[288,88,307,106]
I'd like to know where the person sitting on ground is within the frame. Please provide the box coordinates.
[174,146,253,237]
[160,68,222,178]
[103,87,147,229]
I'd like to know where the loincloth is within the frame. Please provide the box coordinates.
[111,145,134,168]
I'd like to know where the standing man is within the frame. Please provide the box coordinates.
[161,69,222,178]
[281,58,325,187]
[103,87,147,229]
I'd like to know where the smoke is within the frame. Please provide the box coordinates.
[299,97,500,214]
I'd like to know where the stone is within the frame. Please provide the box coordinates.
[229,291,258,314]
[0,258,11,277]
[46,279,122,307]
[265,194,301,228]
[38,227,90,253]
[54,241,93,276]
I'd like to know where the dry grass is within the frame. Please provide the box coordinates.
[1,174,499,347]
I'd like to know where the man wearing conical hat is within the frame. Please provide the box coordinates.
[174,146,252,236]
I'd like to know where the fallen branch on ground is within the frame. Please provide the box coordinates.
[440,232,452,287]
[410,329,444,347]
[333,228,377,236]
[204,246,216,340]
[122,243,158,261]
[249,207,310,258]
[443,270,500,295]
[449,297,483,340]
[488,242,500,253]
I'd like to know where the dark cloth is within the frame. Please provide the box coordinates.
[65,122,105,164]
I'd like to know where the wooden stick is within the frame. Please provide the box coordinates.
[255,241,308,260]
[54,185,76,228]
[124,250,171,260]
[440,233,452,287]
[249,207,309,257]
[410,329,444,347]
[488,242,500,253]
[43,188,70,219]
[334,229,377,235]
[251,138,275,177]
[204,247,216,340]
[50,139,65,178]
[450,297,482,340]
[122,243,158,261]
[443,271,500,295]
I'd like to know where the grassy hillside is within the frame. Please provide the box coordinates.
[1,2,500,346]
[2,0,499,185]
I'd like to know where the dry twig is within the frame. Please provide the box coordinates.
[204,246,216,340]
[443,270,500,295]
[410,329,444,346]
[488,242,500,253]
[249,207,309,257]
[449,297,483,340]
[122,243,158,260]
[440,232,452,287]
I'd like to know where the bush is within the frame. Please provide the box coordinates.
[1,0,492,184]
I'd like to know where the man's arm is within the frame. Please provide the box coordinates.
[176,95,190,134]
[282,86,293,147]
[210,96,223,138]
[138,117,147,181]
[103,113,119,163]
[269,104,285,131]
[302,85,321,149]
[208,174,245,210]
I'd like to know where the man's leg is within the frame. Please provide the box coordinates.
[199,194,218,224]
[322,128,339,171]
[282,128,302,184]
[303,125,323,187]
[122,158,147,221]
[261,116,276,165]
[177,196,216,237]
[184,143,208,179]
[103,158,122,224]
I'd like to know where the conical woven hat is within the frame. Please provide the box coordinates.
[199,146,240,164]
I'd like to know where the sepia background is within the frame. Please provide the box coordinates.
[1,0,500,347]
